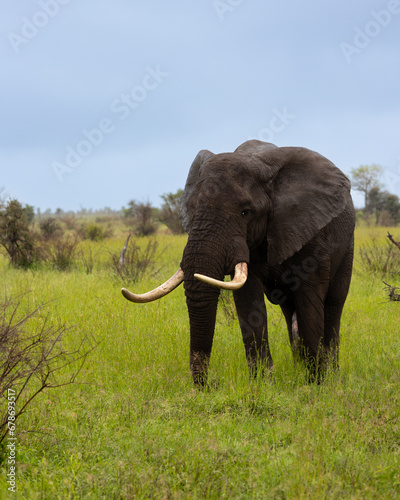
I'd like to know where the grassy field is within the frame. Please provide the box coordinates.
[0,226,399,499]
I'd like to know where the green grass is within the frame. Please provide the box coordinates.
[1,228,400,499]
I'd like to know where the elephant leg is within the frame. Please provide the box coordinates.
[323,246,354,370]
[233,273,272,376]
[279,301,299,351]
[294,288,326,382]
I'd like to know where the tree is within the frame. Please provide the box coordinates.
[23,204,35,223]
[385,193,400,219]
[0,199,37,268]
[350,164,383,209]
[366,186,400,225]
[123,200,156,236]
[158,189,185,234]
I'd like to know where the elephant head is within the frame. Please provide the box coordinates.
[122,140,354,385]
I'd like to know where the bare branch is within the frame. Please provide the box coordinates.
[383,282,400,302]
[387,232,400,252]
[0,294,98,444]
[119,233,131,267]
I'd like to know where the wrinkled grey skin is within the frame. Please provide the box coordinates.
[179,140,355,385]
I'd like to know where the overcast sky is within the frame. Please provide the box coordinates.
[1,0,399,212]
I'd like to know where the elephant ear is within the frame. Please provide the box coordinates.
[179,149,214,232]
[258,147,352,266]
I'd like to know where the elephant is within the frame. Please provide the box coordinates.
[122,140,355,386]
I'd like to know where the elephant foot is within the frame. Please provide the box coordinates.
[289,314,340,384]
[247,353,273,381]
[190,351,210,387]
[305,347,336,384]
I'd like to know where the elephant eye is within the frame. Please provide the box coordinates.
[241,209,251,218]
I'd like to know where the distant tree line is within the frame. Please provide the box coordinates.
[0,190,185,269]
[3,166,400,270]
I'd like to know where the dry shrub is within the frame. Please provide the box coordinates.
[109,236,159,284]
[39,217,63,241]
[359,239,400,276]
[79,223,113,241]
[0,294,96,448]
[59,214,78,231]
[123,201,157,236]
[41,236,81,271]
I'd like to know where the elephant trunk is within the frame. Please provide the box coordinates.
[181,224,249,385]
[181,236,222,385]
[186,288,220,385]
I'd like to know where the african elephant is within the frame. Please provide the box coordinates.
[122,140,355,386]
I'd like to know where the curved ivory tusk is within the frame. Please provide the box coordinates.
[194,262,248,291]
[121,269,184,303]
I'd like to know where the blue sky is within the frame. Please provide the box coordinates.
[1,0,400,211]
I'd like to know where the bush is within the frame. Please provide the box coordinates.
[80,223,113,241]
[39,217,63,240]
[123,201,157,236]
[80,244,95,275]
[359,238,400,276]
[0,294,95,448]
[59,214,78,231]
[0,199,38,268]
[42,236,80,271]
[109,235,159,284]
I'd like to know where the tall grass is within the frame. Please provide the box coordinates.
[0,230,399,498]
